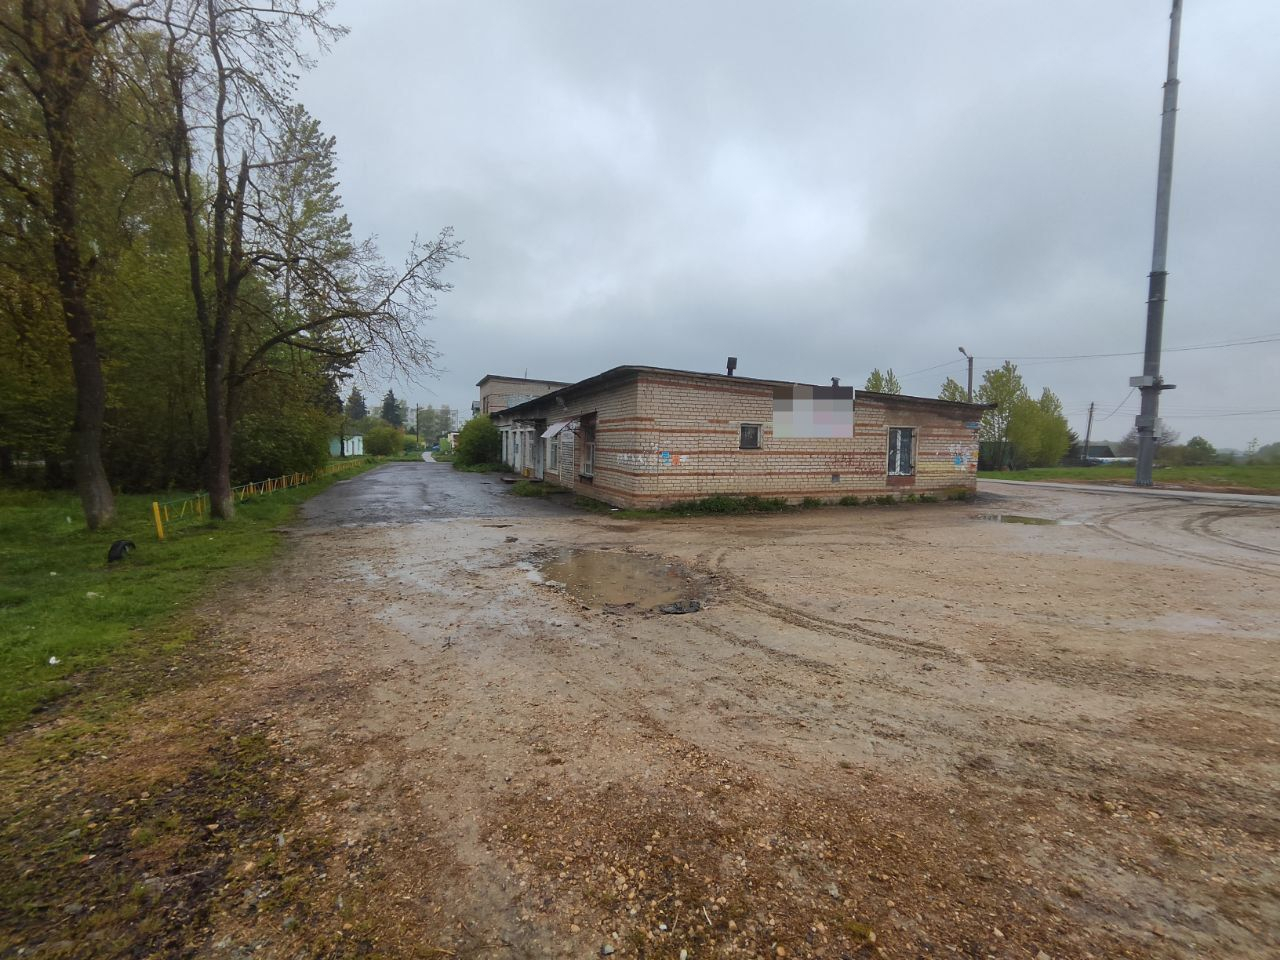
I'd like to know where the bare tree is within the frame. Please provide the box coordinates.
[143,0,457,517]
[0,1,140,527]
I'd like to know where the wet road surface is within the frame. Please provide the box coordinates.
[300,458,575,527]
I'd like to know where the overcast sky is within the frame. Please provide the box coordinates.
[298,1,1278,448]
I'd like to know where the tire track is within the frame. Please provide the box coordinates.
[1182,509,1280,560]
[1089,504,1280,580]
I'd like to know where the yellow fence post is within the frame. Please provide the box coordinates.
[152,501,166,541]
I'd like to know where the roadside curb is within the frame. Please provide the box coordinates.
[979,478,1280,507]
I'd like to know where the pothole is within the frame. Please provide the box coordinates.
[526,549,707,611]
[975,514,1081,526]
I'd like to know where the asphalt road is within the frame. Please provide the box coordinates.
[300,458,575,526]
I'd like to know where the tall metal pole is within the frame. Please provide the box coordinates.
[1082,401,1095,465]
[959,347,974,402]
[1133,0,1183,486]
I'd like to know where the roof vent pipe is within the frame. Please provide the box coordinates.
[726,356,737,377]
[831,377,840,387]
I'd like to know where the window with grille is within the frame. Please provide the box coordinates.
[887,427,915,476]
[740,423,762,449]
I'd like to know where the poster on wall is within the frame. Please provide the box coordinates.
[772,384,854,438]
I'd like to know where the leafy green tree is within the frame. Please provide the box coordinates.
[380,390,403,426]
[345,386,368,420]
[938,377,968,403]
[0,0,141,526]
[148,3,458,517]
[364,424,401,456]
[975,361,1028,467]
[864,368,902,394]
[453,416,500,468]
[1007,388,1071,467]
[1183,436,1217,466]
[1253,441,1280,464]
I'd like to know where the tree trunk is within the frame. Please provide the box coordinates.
[44,88,115,529]
[204,349,235,519]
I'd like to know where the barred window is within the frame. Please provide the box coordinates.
[740,423,762,449]
[887,427,915,476]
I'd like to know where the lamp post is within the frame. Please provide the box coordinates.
[958,347,974,402]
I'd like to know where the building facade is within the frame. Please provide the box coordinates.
[475,374,571,416]
[493,365,987,509]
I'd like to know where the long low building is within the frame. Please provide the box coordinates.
[493,364,989,509]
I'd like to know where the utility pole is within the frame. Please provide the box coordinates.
[1082,401,1095,465]
[958,347,974,401]
[1133,0,1182,486]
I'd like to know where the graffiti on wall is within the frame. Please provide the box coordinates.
[615,450,693,468]
[948,443,976,471]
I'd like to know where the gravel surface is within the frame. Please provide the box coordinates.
[203,477,1279,958]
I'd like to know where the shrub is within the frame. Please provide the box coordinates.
[874,494,897,505]
[918,493,939,503]
[801,496,824,509]
[454,416,501,468]
[364,425,402,457]
[665,494,789,515]
[231,410,329,482]
[510,479,564,497]
[838,495,860,506]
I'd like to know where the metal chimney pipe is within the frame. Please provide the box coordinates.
[726,356,737,377]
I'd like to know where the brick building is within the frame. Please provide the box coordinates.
[493,365,988,509]
[475,374,571,416]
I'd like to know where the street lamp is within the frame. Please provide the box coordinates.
[958,347,973,402]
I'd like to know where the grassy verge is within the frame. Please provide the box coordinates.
[453,461,507,473]
[0,459,376,733]
[0,457,406,958]
[978,463,1280,494]
[508,479,570,497]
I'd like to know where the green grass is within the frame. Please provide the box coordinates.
[978,463,1280,493]
[509,479,568,497]
[0,460,376,732]
[454,461,507,473]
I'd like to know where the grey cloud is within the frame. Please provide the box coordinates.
[300,0,1280,446]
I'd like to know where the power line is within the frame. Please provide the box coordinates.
[1096,389,1136,421]
[972,332,1280,364]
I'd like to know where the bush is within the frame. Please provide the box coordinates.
[454,416,501,468]
[231,410,329,483]
[838,495,861,506]
[510,479,564,497]
[801,496,824,509]
[918,493,939,503]
[364,425,402,456]
[874,494,896,505]
[666,495,789,515]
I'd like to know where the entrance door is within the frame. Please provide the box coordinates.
[532,422,546,479]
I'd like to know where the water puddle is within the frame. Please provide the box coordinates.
[976,514,1081,526]
[529,549,704,610]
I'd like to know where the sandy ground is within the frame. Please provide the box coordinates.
[199,475,1279,959]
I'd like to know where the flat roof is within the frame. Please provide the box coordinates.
[497,364,994,418]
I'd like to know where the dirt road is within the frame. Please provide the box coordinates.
[180,466,1280,957]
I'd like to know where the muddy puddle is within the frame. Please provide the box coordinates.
[976,514,1081,526]
[529,549,704,610]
